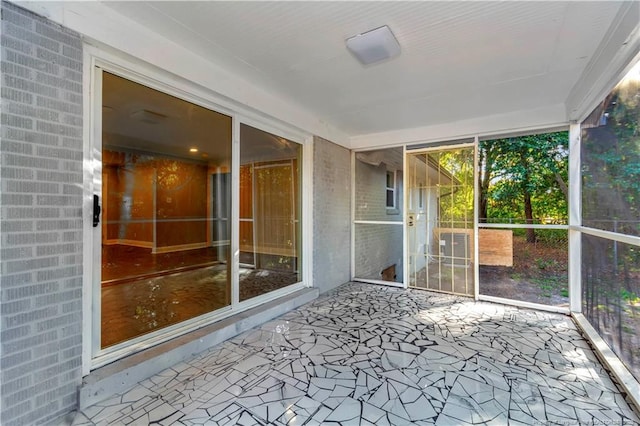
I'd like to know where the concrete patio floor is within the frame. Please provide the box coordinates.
[72,282,639,425]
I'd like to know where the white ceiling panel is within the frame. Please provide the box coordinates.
[103,1,627,136]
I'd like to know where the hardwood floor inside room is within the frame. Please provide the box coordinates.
[102,245,221,283]
[100,245,299,348]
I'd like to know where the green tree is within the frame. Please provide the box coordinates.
[479,132,569,242]
[437,149,475,228]
[582,75,640,236]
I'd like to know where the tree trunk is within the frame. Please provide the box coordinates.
[478,146,491,223]
[554,172,569,201]
[524,189,536,242]
[479,195,488,224]
[478,148,489,223]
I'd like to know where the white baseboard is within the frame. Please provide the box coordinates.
[104,239,153,249]
[153,242,208,254]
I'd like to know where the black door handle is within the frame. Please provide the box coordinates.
[93,194,101,227]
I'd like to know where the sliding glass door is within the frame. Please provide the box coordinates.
[99,71,232,349]
[92,68,305,362]
[239,124,302,301]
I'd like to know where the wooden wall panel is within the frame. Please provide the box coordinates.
[156,159,208,249]
[103,153,154,247]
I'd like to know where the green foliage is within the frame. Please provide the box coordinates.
[530,275,566,298]
[620,289,640,304]
[534,258,556,270]
[535,229,567,245]
[479,131,569,224]
[433,132,570,234]
[581,75,640,235]
[433,149,475,227]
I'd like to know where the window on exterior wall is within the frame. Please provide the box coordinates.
[580,60,640,383]
[386,171,396,209]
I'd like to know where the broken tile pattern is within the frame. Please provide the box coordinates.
[76,283,640,425]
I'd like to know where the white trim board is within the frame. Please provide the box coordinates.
[572,313,640,414]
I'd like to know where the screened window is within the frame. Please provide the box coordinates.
[580,60,640,382]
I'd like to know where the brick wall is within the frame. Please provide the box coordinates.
[1,2,84,424]
[353,157,403,281]
[312,136,351,293]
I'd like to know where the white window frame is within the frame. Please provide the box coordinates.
[385,170,396,210]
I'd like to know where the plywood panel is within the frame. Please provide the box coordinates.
[478,229,513,267]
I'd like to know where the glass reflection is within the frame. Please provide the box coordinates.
[239,124,302,301]
[101,72,232,348]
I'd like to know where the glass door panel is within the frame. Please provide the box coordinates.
[406,148,475,296]
[100,71,232,348]
[239,124,302,301]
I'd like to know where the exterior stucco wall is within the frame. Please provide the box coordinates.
[0,2,84,424]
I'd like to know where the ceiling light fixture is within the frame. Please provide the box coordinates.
[130,109,167,124]
[189,147,198,153]
[346,25,401,66]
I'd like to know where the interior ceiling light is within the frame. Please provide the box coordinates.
[346,25,401,66]
[130,109,167,124]
[189,147,198,153]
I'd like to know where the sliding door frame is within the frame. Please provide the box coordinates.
[83,45,312,374]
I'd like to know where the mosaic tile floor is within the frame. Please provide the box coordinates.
[74,283,640,425]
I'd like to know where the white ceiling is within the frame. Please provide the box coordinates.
[102,1,626,138]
